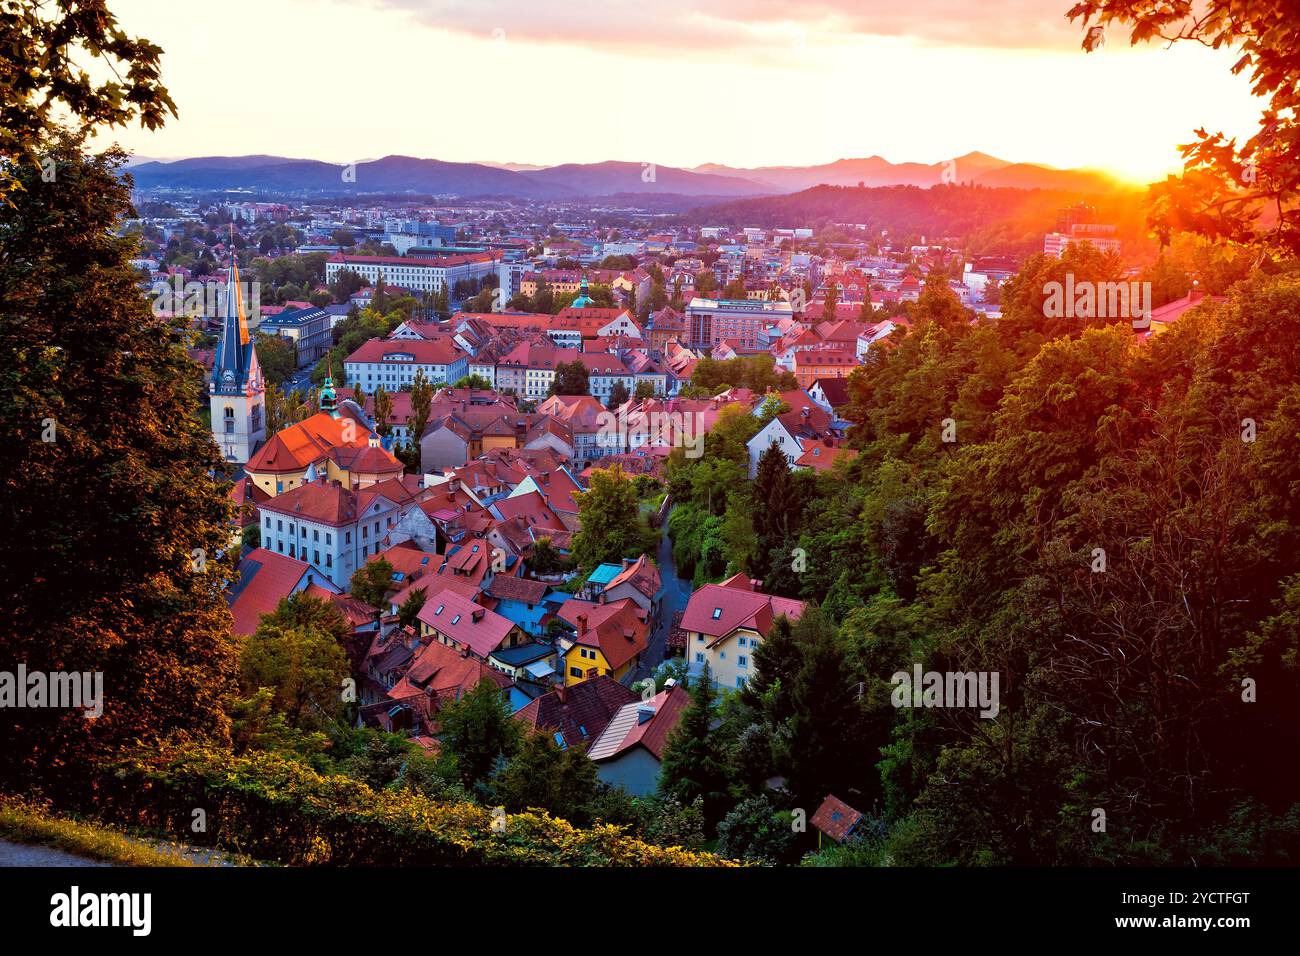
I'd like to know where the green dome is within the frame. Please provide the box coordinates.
[320,376,338,416]
[570,276,595,308]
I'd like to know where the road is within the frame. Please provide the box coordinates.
[0,839,108,867]
[636,506,693,683]
[285,365,316,397]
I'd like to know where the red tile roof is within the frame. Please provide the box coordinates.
[416,588,518,659]
[559,598,649,670]
[810,794,863,843]
[227,547,323,636]
[680,574,804,643]
[587,684,689,762]
[513,675,638,750]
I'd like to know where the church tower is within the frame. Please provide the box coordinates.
[210,257,266,463]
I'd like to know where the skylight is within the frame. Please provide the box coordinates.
[712,607,722,619]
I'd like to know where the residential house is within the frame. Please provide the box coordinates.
[680,572,805,689]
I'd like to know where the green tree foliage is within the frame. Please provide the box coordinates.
[0,135,238,786]
[606,381,630,410]
[437,678,520,790]
[658,663,730,825]
[397,586,427,630]
[350,558,396,608]
[491,731,599,824]
[238,595,350,733]
[571,465,658,572]
[253,331,296,386]
[550,361,590,396]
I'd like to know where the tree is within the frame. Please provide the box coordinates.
[491,730,599,823]
[407,368,435,448]
[239,600,350,732]
[550,361,590,396]
[1073,2,1300,256]
[452,374,494,390]
[634,380,657,400]
[372,385,393,436]
[751,442,796,583]
[530,536,571,575]
[437,677,520,789]
[571,465,657,572]
[328,267,367,303]
[658,662,729,826]
[254,331,296,386]
[0,134,238,787]
[607,381,630,410]
[0,1,177,202]
[397,586,427,630]
[350,558,395,608]
[820,280,839,319]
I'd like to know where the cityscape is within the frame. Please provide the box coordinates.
[0,0,1293,937]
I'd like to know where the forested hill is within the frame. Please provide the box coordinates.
[691,183,1151,259]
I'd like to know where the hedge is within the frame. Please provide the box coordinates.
[92,745,736,867]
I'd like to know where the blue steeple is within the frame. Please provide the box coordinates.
[212,257,256,396]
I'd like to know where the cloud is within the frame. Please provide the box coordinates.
[371,0,1093,55]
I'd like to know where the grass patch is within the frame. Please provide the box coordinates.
[0,798,195,867]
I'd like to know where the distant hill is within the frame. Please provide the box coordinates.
[127,155,771,199]
[126,150,1121,201]
[519,161,770,197]
[692,182,1149,258]
[690,151,1121,194]
[127,154,568,199]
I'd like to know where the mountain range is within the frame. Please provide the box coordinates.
[125,151,1124,199]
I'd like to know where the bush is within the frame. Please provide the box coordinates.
[93,745,737,867]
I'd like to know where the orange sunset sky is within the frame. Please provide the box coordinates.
[101,0,1262,185]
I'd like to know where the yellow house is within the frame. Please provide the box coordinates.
[558,598,648,686]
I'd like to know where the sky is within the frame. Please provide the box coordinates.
[99,0,1263,185]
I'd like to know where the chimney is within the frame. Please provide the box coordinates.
[471,608,484,623]
[556,683,568,704]
[576,614,588,636]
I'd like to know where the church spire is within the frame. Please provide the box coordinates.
[213,255,253,395]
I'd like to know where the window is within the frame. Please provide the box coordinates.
[738,637,747,648]
[736,676,746,688]
[325,555,332,567]
[435,605,444,615]
[326,533,331,546]
[569,667,582,678]
[314,551,320,565]
[345,532,351,544]
[738,655,748,668]
[711,607,722,620]
[695,652,704,663]
[719,651,726,660]
[697,635,704,643]
[451,614,461,625]
[313,529,319,541]
[277,520,283,532]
